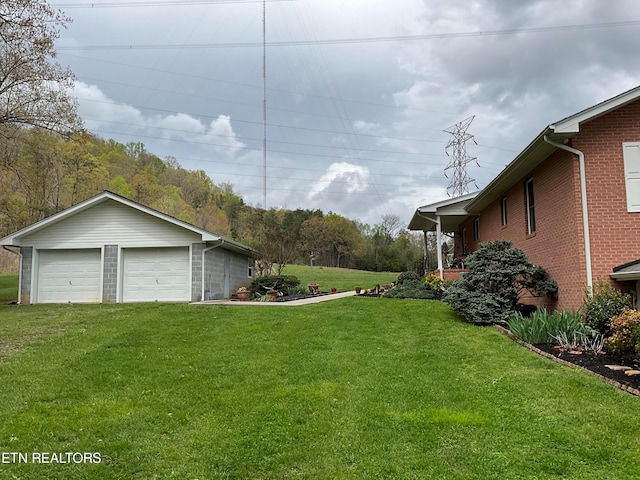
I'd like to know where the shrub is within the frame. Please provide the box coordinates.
[423,273,444,291]
[581,279,632,336]
[605,309,640,358]
[396,271,421,285]
[383,280,435,300]
[444,240,558,325]
[251,275,301,294]
[507,308,589,344]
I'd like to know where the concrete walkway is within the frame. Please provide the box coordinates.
[192,290,356,307]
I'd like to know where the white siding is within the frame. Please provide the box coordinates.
[22,200,201,249]
[623,142,640,212]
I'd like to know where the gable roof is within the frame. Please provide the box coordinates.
[467,85,640,212]
[408,191,479,232]
[0,191,257,256]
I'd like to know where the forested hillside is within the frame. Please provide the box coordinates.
[0,127,427,274]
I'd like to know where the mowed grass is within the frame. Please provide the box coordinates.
[0,273,18,303]
[1,299,640,478]
[281,265,399,292]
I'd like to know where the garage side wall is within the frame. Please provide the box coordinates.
[202,248,252,300]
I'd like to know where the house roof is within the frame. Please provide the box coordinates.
[467,85,640,212]
[408,191,479,232]
[611,258,640,281]
[0,191,257,256]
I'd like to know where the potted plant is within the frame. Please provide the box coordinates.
[308,283,319,294]
[236,287,250,301]
[355,287,362,294]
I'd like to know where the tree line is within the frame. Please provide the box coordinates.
[0,127,424,274]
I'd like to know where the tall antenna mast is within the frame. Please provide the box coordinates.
[262,0,267,209]
[443,115,479,197]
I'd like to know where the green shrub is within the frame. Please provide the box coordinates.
[507,308,590,344]
[444,240,558,325]
[605,309,640,358]
[251,275,301,294]
[582,279,632,335]
[396,271,421,285]
[383,280,435,300]
[286,284,308,296]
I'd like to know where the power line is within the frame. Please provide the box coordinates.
[53,0,293,8]
[57,20,640,50]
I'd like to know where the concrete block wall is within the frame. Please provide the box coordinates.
[20,247,32,304]
[102,245,118,303]
[191,243,204,302]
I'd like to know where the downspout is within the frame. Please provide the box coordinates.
[3,246,21,305]
[543,135,593,291]
[416,210,444,279]
[201,239,225,301]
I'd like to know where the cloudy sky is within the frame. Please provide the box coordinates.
[54,0,640,226]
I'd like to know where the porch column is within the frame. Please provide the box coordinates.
[435,215,443,279]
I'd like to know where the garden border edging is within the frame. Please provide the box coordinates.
[495,325,640,398]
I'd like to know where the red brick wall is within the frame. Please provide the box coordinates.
[461,100,640,310]
[474,150,585,309]
[572,101,640,291]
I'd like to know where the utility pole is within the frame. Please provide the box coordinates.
[443,115,479,197]
[262,0,267,209]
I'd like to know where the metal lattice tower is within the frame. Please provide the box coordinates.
[443,115,479,197]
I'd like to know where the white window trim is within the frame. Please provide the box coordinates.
[623,142,640,213]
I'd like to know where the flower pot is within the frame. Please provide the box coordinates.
[355,287,362,294]
[236,291,250,301]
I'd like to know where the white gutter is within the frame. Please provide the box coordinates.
[2,246,21,304]
[201,239,225,301]
[543,135,593,291]
[415,210,443,279]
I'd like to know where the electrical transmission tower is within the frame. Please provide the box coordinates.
[443,115,479,197]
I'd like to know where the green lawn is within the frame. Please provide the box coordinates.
[1,299,640,479]
[0,273,18,303]
[281,265,399,292]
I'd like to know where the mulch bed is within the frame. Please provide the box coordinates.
[496,326,640,396]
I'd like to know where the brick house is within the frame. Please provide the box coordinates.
[409,86,640,310]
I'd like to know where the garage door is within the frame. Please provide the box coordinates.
[37,249,101,303]
[122,247,190,302]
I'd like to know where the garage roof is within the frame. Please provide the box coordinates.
[0,191,257,256]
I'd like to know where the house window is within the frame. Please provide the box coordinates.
[623,142,640,212]
[525,178,536,234]
[462,227,468,254]
[501,197,508,226]
[473,217,480,241]
[248,259,254,278]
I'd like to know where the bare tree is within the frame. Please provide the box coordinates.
[0,0,82,139]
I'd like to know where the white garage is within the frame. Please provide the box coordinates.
[37,249,101,303]
[0,191,257,304]
[122,247,190,302]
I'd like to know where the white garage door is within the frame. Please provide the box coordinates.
[37,249,101,303]
[122,247,190,302]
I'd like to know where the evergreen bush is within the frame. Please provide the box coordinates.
[396,271,421,285]
[443,240,558,325]
[383,280,435,300]
[581,279,632,336]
